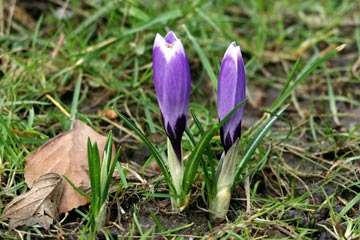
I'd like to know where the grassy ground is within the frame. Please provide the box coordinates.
[1,0,360,239]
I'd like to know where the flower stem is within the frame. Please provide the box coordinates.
[210,187,231,220]
[210,138,240,220]
[167,138,184,211]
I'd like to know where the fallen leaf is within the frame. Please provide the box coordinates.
[1,173,63,229]
[25,120,112,213]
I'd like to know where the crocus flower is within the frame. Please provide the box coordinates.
[210,42,246,220]
[152,31,191,161]
[217,42,246,153]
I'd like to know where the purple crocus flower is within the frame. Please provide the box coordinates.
[152,31,191,161]
[218,42,246,153]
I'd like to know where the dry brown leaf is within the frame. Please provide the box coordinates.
[1,173,63,229]
[25,120,111,213]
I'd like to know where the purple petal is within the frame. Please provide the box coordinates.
[152,31,191,160]
[217,42,246,152]
[165,114,187,160]
[164,31,178,44]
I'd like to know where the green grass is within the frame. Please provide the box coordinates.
[1,0,360,239]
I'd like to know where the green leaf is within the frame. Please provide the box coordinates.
[70,72,82,123]
[239,142,272,182]
[116,161,128,189]
[216,138,240,193]
[87,138,101,208]
[142,193,183,199]
[189,109,216,196]
[62,175,91,200]
[102,132,120,204]
[270,45,344,112]
[116,110,175,193]
[183,25,218,92]
[336,192,360,222]
[148,208,164,232]
[183,98,247,194]
[234,104,289,185]
[122,10,182,37]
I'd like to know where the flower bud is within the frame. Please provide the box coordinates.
[218,42,246,152]
[152,31,191,161]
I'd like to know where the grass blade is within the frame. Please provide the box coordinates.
[336,192,360,222]
[116,110,175,192]
[122,10,182,37]
[183,99,247,193]
[62,175,91,200]
[116,162,128,189]
[70,72,82,123]
[270,45,345,112]
[103,133,120,203]
[148,208,164,232]
[234,104,289,185]
[189,109,216,196]
[183,24,218,92]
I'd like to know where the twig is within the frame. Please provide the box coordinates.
[245,175,251,213]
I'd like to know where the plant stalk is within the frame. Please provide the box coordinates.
[167,138,184,211]
[210,138,239,220]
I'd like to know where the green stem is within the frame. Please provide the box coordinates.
[210,187,232,220]
[167,138,184,210]
[210,138,239,220]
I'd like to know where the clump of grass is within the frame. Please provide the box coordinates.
[86,131,120,238]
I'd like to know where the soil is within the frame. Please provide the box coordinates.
[46,136,357,239]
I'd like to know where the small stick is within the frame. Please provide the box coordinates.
[245,175,251,213]
[46,94,70,118]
